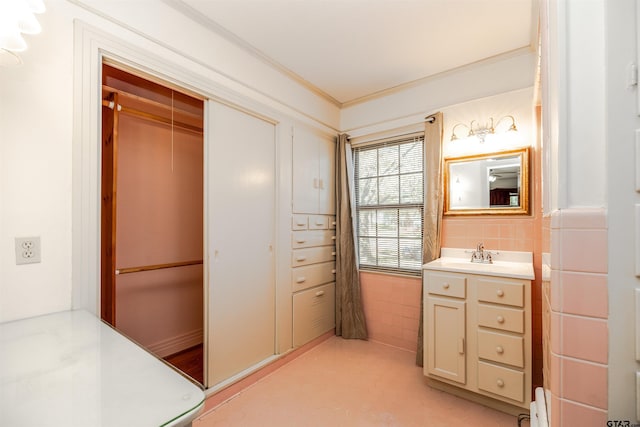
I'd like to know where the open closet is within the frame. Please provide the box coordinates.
[100,63,205,384]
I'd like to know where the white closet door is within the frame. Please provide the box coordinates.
[207,101,276,387]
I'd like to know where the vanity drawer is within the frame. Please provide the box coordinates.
[292,246,335,267]
[478,304,524,334]
[477,361,524,403]
[292,215,308,230]
[427,272,466,299]
[293,283,335,346]
[292,230,335,249]
[477,278,525,307]
[308,215,329,230]
[477,330,524,368]
[292,262,336,292]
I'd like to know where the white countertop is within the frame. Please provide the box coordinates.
[423,248,535,280]
[0,310,205,427]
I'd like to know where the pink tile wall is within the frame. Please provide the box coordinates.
[359,272,422,352]
[547,208,609,424]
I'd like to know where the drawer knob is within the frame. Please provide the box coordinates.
[296,256,307,262]
[443,283,450,289]
[331,236,336,240]
[496,379,505,388]
[332,252,336,256]
[496,289,505,297]
[332,221,337,225]
[496,315,505,324]
[496,346,504,354]
[332,269,336,274]
[296,277,306,283]
[315,290,325,297]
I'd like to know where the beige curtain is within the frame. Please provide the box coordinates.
[416,112,444,365]
[335,133,368,339]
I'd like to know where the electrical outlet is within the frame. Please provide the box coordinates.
[15,237,41,265]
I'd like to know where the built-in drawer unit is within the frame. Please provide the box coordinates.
[308,215,329,230]
[477,278,525,307]
[477,304,524,334]
[477,330,524,368]
[292,230,335,249]
[292,215,309,230]
[477,361,525,403]
[292,214,336,231]
[291,246,335,267]
[427,272,466,299]
[291,262,336,292]
[293,282,335,347]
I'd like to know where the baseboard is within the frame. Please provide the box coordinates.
[147,328,203,358]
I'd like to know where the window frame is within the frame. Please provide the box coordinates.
[353,135,425,276]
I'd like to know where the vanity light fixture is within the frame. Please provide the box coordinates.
[450,115,518,143]
[0,0,46,66]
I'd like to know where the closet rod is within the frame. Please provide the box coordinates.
[102,84,202,122]
[116,259,203,275]
[101,99,203,134]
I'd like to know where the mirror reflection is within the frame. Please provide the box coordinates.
[444,147,530,215]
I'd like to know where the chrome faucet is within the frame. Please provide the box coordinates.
[470,242,493,264]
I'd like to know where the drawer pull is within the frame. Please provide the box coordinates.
[316,221,324,226]
[296,277,306,283]
[331,269,336,274]
[296,221,306,226]
[296,239,306,244]
[497,315,505,324]
[331,236,336,240]
[496,289,505,297]
[496,346,504,354]
[315,290,325,297]
[496,379,505,388]
[296,256,307,262]
[443,283,450,289]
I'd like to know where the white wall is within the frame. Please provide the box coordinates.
[543,0,606,210]
[605,0,640,420]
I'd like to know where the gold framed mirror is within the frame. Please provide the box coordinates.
[443,147,530,216]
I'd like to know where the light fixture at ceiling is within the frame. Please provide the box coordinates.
[450,115,518,143]
[0,0,46,66]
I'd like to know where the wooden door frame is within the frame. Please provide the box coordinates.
[100,91,118,326]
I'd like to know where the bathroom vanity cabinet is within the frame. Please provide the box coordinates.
[423,250,533,415]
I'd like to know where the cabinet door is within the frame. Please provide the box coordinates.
[426,296,466,384]
[317,136,335,215]
[292,128,319,214]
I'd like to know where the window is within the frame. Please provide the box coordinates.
[354,136,424,274]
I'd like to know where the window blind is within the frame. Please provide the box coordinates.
[354,136,424,275]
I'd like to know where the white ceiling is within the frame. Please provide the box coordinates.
[177,0,536,105]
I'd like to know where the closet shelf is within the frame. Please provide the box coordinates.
[116,259,203,275]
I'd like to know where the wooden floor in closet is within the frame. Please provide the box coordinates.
[165,344,204,385]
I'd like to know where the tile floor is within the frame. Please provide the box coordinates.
[194,337,521,426]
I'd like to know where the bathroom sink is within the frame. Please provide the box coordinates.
[423,248,535,280]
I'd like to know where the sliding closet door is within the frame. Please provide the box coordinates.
[207,101,276,386]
